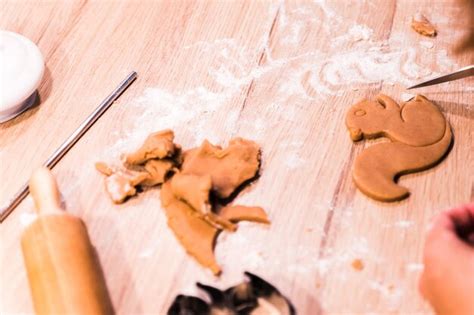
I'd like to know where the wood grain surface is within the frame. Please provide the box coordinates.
[1,0,473,314]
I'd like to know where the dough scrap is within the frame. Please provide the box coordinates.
[141,159,176,186]
[346,94,452,201]
[170,173,236,231]
[103,169,149,204]
[161,181,221,275]
[95,158,176,203]
[181,138,260,199]
[97,131,269,274]
[220,205,270,224]
[125,129,178,165]
[411,13,437,37]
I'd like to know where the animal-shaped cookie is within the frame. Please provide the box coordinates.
[346,94,452,201]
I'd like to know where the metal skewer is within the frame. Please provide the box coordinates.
[407,65,474,89]
[0,71,137,222]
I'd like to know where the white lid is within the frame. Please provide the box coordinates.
[0,30,44,122]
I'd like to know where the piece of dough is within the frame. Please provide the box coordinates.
[125,129,178,165]
[411,13,437,37]
[181,138,260,199]
[104,170,149,204]
[170,173,236,231]
[95,159,175,203]
[141,159,176,186]
[97,132,269,274]
[346,94,452,201]
[95,162,114,176]
[220,205,270,224]
[161,181,221,275]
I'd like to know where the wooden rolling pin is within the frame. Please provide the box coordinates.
[21,168,114,315]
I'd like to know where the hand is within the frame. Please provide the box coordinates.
[419,203,474,315]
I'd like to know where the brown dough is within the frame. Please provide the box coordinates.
[103,170,149,204]
[346,94,446,146]
[170,173,212,213]
[125,129,177,165]
[170,173,236,231]
[161,181,221,275]
[181,138,260,199]
[411,13,437,37]
[346,94,452,201]
[95,159,175,203]
[97,131,268,274]
[141,159,176,186]
[161,183,270,274]
[95,162,114,176]
[220,205,270,224]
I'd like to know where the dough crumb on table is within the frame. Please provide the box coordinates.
[351,259,364,271]
[96,130,269,274]
[411,13,437,37]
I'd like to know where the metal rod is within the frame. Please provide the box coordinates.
[407,65,474,89]
[0,71,137,222]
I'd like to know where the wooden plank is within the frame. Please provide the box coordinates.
[0,0,472,314]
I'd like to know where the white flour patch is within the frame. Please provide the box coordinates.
[419,40,434,49]
[406,263,424,272]
[401,93,416,102]
[368,280,403,311]
[19,211,37,227]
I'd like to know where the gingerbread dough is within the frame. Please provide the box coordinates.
[411,13,437,37]
[220,205,270,224]
[346,94,452,201]
[125,129,178,165]
[170,173,236,231]
[346,94,446,146]
[95,165,149,203]
[181,138,260,199]
[97,131,268,274]
[161,182,268,275]
[161,181,221,274]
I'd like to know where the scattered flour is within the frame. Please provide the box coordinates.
[94,1,458,312]
[420,40,434,49]
[405,263,424,272]
[401,93,416,102]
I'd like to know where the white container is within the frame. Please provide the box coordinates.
[0,30,45,123]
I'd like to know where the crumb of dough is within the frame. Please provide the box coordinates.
[351,259,364,271]
[95,162,115,176]
[411,13,437,37]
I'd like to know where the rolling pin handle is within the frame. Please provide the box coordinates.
[29,167,63,215]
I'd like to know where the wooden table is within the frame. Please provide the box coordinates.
[1,1,472,313]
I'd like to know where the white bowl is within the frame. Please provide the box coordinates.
[0,30,45,123]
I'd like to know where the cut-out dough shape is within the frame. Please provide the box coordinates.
[346,94,452,201]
